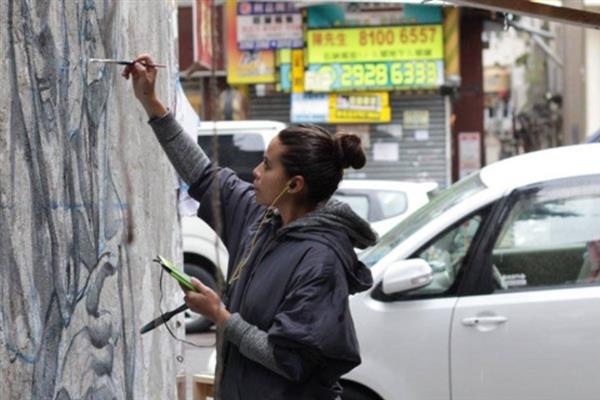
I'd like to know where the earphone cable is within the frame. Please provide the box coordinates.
[228,182,290,284]
[158,267,216,349]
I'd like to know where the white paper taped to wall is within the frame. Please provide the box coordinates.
[373,142,399,162]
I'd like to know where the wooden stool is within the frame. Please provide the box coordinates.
[176,374,186,400]
[192,373,215,400]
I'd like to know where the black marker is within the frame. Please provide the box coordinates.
[140,303,188,335]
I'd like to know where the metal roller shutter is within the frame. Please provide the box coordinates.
[250,90,450,188]
[249,90,291,123]
[345,94,450,188]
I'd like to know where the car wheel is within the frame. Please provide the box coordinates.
[184,262,217,333]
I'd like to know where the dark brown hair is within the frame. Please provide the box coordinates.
[278,124,366,204]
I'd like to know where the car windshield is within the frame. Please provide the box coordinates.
[360,173,487,268]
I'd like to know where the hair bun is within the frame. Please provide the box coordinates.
[334,133,366,169]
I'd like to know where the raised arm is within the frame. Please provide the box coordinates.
[122,54,208,185]
[122,54,264,251]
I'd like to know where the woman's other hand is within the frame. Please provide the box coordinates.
[121,53,167,119]
[183,278,231,326]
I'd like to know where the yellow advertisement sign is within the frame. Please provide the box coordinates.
[291,92,390,124]
[226,0,275,84]
[307,25,444,64]
[277,48,291,65]
[329,92,391,124]
[291,49,304,93]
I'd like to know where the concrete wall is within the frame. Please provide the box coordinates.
[560,0,587,144]
[584,1,600,137]
[0,1,184,398]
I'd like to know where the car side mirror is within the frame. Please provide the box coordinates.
[382,259,434,295]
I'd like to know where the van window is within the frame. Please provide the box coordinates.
[375,191,408,220]
[332,194,370,221]
[198,133,266,182]
[491,177,600,290]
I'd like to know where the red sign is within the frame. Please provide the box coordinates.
[194,0,213,69]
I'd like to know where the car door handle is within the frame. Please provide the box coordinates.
[461,316,507,326]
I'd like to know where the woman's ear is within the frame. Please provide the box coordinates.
[287,175,305,193]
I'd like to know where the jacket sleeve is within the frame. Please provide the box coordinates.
[188,167,265,257]
[148,111,265,255]
[223,313,292,380]
[148,111,210,185]
[267,249,362,384]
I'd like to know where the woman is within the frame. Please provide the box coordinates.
[123,55,377,400]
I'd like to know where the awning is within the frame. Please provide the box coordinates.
[448,0,600,29]
[295,0,600,29]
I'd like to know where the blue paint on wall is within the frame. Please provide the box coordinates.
[2,1,140,398]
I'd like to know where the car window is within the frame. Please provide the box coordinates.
[492,176,600,290]
[332,194,370,221]
[374,191,407,220]
[409,212,484,296]
[360,172,486,268]
[198,133,265,182]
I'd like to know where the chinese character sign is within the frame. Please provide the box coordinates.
[226,0,276,84]
[307,26,444,64]
[237,1,303,50]
[305,25,445,91]
[291,92,391,124]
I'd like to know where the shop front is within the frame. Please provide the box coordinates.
[225,1,458,187]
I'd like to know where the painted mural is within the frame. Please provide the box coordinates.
[0,1,181,399]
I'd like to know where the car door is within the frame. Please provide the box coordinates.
[349,208,490,400]
[451,175,600,400]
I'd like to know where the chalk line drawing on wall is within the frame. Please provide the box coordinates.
[0,1,180,398]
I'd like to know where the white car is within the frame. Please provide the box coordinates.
[333,180,438,238]
[341,143,600,400]
[195,120,285,182]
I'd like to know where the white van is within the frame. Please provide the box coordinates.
[196,120,286,182]
[183,120,286,332]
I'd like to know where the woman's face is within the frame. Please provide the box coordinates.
[253,136,292,206]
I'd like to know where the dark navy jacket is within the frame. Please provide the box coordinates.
[189,166,376,400]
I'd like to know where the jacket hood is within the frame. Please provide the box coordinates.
[276,199,377,294]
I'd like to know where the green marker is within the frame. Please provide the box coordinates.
[156,255,198,292]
